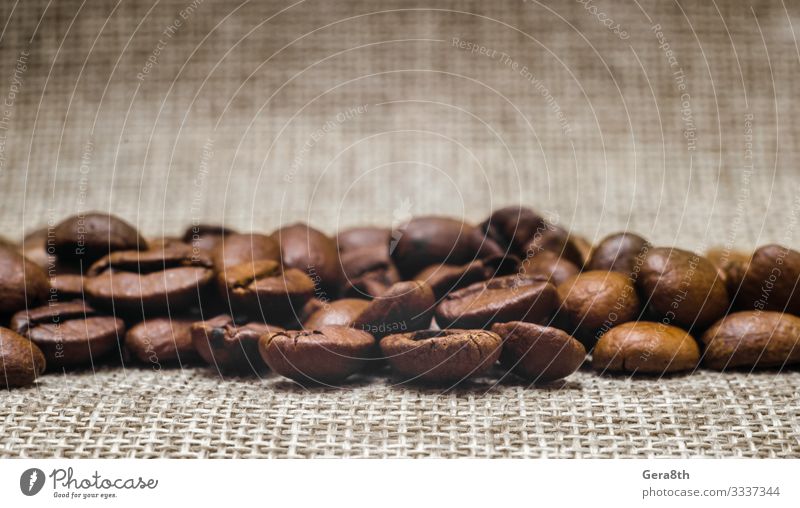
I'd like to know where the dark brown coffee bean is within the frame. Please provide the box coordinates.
[126,317,199,365]
[0,246,50,315]
[217,259,314,322]
[380,329,502,384]
[556,271,641,347]
[211,233,280,273]
[435,275,557,329]
[304,298,370,328]
[414,261,488,300]
[586,232,651,274]
[50,272,84,300]
[592,321,700,374]
[272,223,340,296]
[481,206,545,252]
[336,227,390,252]
[638,247,729,329]
[259,326,376,384]
[734,245,800,315]
[85,244,215,314]
[354,281,435,338]
[0,327,46,388]
[390,216,503,278]
[10,300,125,368]
[339,245,400,298]
[191,315,281,374]
[183,224,237,253]
[21,227,54,270]
[700,311,800,370]
[520,224,584,268]
[491,321,585,382]
[518,249,579,286]
[54,212,146,264]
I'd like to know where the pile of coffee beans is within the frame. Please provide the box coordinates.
[2,206,799,389]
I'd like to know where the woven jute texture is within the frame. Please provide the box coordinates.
[1,0,800,457]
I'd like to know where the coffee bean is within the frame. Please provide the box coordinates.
[10,300,125,368]
[191,315,281,374]
[390,216,503,278]
[518,249,579,286]
[183,224,237,253]
[85,244,215,314]
[481,206,545,252]
[126,317,199,365]
[20,227,54,270]
[380,329,502,384]
[0,327,46,388]
[414,261,488,300]
[210,233,280,273]
[354,281,435,338]
[586,232,650,274]
[54,212,146,264]
[638,247,729,329]
[556,271,641,347]
[260,326,376,384]
[336,226,390,252]
[0,246,50,315]
[705,248,750,298]
[339,245,400,298]
[520,224,584,268]
[491,321,585,382]
[217,259,314,322]
[734,245,800,315]
[304,298,370,328]
[272,223,341,297]
[435,274,557,329]
[700,311,800,370]
[592,321,700,374]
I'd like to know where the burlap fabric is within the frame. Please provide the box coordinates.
[1,0,799,457]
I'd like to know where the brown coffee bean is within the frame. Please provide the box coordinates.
[390,216,503,278]
[491,321,585,382]
[481,206,545,252]
[339,245,401,298]
[191,315,281,374]
[336,227,390,252]
[304,298,370,328]
[706,248,750,297]
[10,300,125,368]
[210,233,280,273]
[217,259,314,322]
[518,249,579,286]
[0,327,46,388]
[0,246,50,315]
[380,329,502,384]
[520,224,584,268]
[638,247,729,329]
[183,224,237,253]
[85,244,215,314]
[435,275,557,329]
[556,271,641,346]
[54,212,146,264]
[50,272,84,300]
[700,311,800,370]
[414,261,488,300]
[272,223,340,296]
[586,232,651,274]
[354,281,435,338]
[125,317,199,365]
[260,326,376,384]
[592,321,700,374]
[20,227,54,270]
[734,245,800,315]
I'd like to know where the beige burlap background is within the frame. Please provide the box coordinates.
[1,0,799,457]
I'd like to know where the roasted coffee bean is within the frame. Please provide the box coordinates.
[556,271,641,347]
[336,226,390,252]
[734,245,800,315]
[414,261,488,300]
[520,223,584,268]
[85,244,215,314]
[54,212,146,264]
[10,300,125,368]
[705,248,750,297]
[0,327,46,388]
[211,233,280,273]
[481,206,545,252]
[518,249,579,286]
[435,275,557,329]
[260,326,376,384]
[304,298,370,328]
[217,259,314,322]
[20,227,54,270]
[572,234,593,267]
[390,216,503,278]
[586,232,650,274]
[592,321,700,374]
[19,229,85,299]
[0,246,50,315]
[354,281,435,338]
[700,311,800,370]
[183,224,237,253]
[638,247,729,329]
[339,245,401,298]
[491,321,585,382]
[125,317,199,365]
[272,223,340,295]
[191,315,281,374]
[380,329,502,384]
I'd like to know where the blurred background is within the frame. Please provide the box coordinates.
[0,0,798,252]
